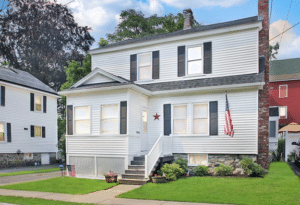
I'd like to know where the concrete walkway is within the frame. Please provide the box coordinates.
[0,186,221,205]
[0,171,61,186]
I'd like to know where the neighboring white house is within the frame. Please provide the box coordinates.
[0,66,59,168]
[59,7,270,184]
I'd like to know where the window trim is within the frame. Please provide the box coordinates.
[172,104,188,135]
[73,105,92,135]
[279,85,288,98]
[100,103,120,135]
[24,153,33,159]
[192,102,210,136]
[137,52,152,82]
[279,106,287,119]
[0,121,6,143]
[187,154,208,166]
[186,44,204,76]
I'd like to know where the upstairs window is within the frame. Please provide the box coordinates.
[0,122,4,142]
[279,85,288,98]
[173,105,187,134]
[279,106,287,119]
[138,53,152,80]
[74,106,91,134]
[187,46,203,75]
[35,96,42,111]
[193,103,208,134]
[101,104,118,134]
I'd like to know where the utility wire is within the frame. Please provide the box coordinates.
[270,0,273,25]
[64,0,75,6]
[280,0,293,44]
[270,21,300,41]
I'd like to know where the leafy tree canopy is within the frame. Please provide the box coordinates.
[0,0,94,91]
[100,9,200,46]
[269,42,280,60]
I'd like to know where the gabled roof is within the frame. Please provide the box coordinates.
[270,58,300,82]
[71,67,129,89]
[90,16,261,53]
[0,66,58,95]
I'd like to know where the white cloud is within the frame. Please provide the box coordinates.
[160,0,248,9]
[270,20,300,59]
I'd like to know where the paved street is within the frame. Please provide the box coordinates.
[0,165,59,174]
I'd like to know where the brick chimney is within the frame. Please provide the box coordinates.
[257,0,270,169]
[183,9,193,30]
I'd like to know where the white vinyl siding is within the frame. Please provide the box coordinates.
[92,29,259,83]
[101,104,119,134]
[0,83,57,153]
[75,106,91,135]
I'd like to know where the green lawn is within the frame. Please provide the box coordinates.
[0,195,96,205]
[0,168,60,177]
[0,177,118,195]
[118,162,300,205]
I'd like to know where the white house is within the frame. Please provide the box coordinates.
[59,2,270,184]
[0,66,59,168]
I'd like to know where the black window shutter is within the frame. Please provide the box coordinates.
[164,104,171,136]
[42,127,46,138]
[30,93,34,111]
[259,56,265,73]
[120,101,127,134]
[1,86,5,106]
[152,51,159,79]
[7,123,11,143]
[178,46,185,77]
[43,96,47,113]
[204,42,212,74]
[67,105,73,135]
[130,54,137,81]
[209,101,218,135]
[31,125,34,137]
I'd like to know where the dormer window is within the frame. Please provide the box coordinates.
[187,46,203,75]
[138,53,152,80]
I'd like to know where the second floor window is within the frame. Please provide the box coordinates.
[0,122,4,141]
[138,53,152,80]
[35,96,42,111]
[187,46,203,75]
[279,85,288,98]
[75,106,90,134]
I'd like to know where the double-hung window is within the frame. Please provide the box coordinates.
[35,96,42,111]
[138,53,152,80]
[74,106,91,134]
[173,105,187,134]
[0,122,5,142]
[35,126,42,137]
[279,106,287,119]
[187,46,203,75]
[193,103,208,134]
[101,104,118,134]
[279,85,288,98]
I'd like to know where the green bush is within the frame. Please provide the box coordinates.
[272,139,285,162]
[240,157,267,177]
[194,165,209,176]
[287,151,296,162]
[160,163,184,181]
[174,158,188,174]
[214,164,233,176]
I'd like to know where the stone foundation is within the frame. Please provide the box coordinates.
[0,152,56,169]
[173,153,257,175]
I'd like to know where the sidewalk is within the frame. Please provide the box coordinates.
[0,185,222,205]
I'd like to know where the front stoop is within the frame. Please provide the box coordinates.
[119,156,149,185]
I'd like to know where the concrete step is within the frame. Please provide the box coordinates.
[128,165,145,169]
[122,174,145,180]
[131,161,145,165]
[125,169,145,175]
[119,178,148,185]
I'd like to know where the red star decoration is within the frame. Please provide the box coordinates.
[153,113,160,120]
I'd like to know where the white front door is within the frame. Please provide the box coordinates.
[141,109,148,151]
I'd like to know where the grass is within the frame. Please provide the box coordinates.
[0,195,96,205]
[118,162,300,205]
[0,177,118,195]
[0,168,60,177]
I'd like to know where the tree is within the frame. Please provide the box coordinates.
[269,42,280,60]
[101,9,200,45]
[0,0,94,91]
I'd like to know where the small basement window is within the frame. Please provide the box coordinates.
[188,154,208,166]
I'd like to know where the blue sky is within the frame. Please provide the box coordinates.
[23,1,300,59]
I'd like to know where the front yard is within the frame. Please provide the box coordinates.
[0,177,117,195]
[118,162,300,205]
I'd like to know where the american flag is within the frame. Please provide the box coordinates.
[224,92,234,137]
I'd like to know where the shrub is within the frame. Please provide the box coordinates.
[174,158,188,174]
[160,163,184,181]
[214,164,233,176]
[272,139,285,162]
[194,165,209,176]
[240,157,267,177]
